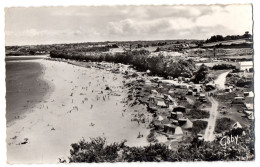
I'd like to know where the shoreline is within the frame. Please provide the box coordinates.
[6,59,53,125]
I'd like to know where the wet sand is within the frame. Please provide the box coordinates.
[7,59,151,163]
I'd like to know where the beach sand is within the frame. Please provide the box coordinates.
[7,59,151,163]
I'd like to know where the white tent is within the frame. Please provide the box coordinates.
[174,126,183,135]
[164,124,183,135]
[247,91,254,97]
[245,103,254,111]
[151,89,158,96]
[157,115,164,121]
[232,122,242,129]
[157,101,167,108]
[181,119,193,129]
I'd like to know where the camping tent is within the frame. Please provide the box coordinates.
[245,103,254,111]
[157,115,164,121]
[157,100,167,108]
[179,118,193,129]
[248,113,254,120]
[164,124,183,135]
[244,91,254,97]
[151,89,158,95]
[164,94,174,102]
[232,122,242,129]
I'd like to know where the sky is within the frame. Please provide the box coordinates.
[5,5,253,46]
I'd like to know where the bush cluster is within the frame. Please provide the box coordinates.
[191,120,208,135]
[64,126,254,162]
[187,109,210,119]
[215,117,235,133]
[212,64,236,70]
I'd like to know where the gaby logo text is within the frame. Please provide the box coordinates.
[220,135,239,147]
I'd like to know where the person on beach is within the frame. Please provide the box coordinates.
[91,104,93,109]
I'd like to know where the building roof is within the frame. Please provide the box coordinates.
[234,97,244,100]
[239,61,253,66]
[176,112,183,115]
[174,106,186,109]
[171,111,177,115]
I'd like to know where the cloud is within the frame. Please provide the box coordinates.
[107,18,167,35]
[5,5,253,45]
[195,5,252,35]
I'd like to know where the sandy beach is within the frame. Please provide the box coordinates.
[7,59,152,163]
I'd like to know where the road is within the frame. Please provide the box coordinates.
[204,71,230,141]
[209,71,231,89]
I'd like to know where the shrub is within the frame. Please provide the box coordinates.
[187,109,209,119]
[212,64,236,70]
[192,120,208,135]
[68,137,123,162]
[65,126,254,163]
[215,117,235,133]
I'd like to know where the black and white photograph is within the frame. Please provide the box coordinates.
[3,2,256,164]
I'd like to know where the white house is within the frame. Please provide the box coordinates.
[236,61,253,71]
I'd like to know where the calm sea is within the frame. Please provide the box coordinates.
[6,56,50,123]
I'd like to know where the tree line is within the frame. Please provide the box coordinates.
[50,50,196,78]
[205,31,252,43]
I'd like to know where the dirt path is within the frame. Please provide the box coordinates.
[204,96,218,141]
[209,70,231,89]
[204,71,230,141]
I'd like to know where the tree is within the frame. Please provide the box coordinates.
[193,64,209,83]
[243,31,252,39]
